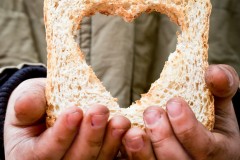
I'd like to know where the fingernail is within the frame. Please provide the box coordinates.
[112,128,125,138]
[125,136,144,151]
[218,66,234,87]
[67,110,82,129]
[91,114,108,128]
[167,100,182,118]
[143,109,161,127]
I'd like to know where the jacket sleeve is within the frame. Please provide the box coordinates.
[0,64,46,160]
[0,0,47,67]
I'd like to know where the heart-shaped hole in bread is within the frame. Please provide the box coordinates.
[45,0,214,130]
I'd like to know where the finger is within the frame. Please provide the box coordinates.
[30,107,83,159]
[97,116,131,159]
[123,127,155,160]
[166,98,216,159]
[64,104,109,159]
[6,78,46,126]
[205,65,239,132]
[143,106,191,160]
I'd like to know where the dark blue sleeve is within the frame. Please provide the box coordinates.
[233,88,240,127]
[0,65,46,160]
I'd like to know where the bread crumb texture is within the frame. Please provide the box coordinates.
[45,0,215,130]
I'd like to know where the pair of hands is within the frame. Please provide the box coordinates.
[4,65,240,160]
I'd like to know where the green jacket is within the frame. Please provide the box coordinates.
[0,0,240,107]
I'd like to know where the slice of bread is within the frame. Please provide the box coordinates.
[44,0,215,130]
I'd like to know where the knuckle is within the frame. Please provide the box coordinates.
[151,135,174,149]
[54,134,67,145]
[87,139,103,148]
[177,124,216,159]
[147,126,175,149]
[177,123,197,142]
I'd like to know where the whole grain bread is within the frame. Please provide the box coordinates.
[44,0,215,130]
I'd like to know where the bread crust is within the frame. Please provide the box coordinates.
[44,0,215,130]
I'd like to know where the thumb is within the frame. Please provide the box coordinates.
[205,64,239,131]
[205,64,239,100]
[6,78,46,126]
